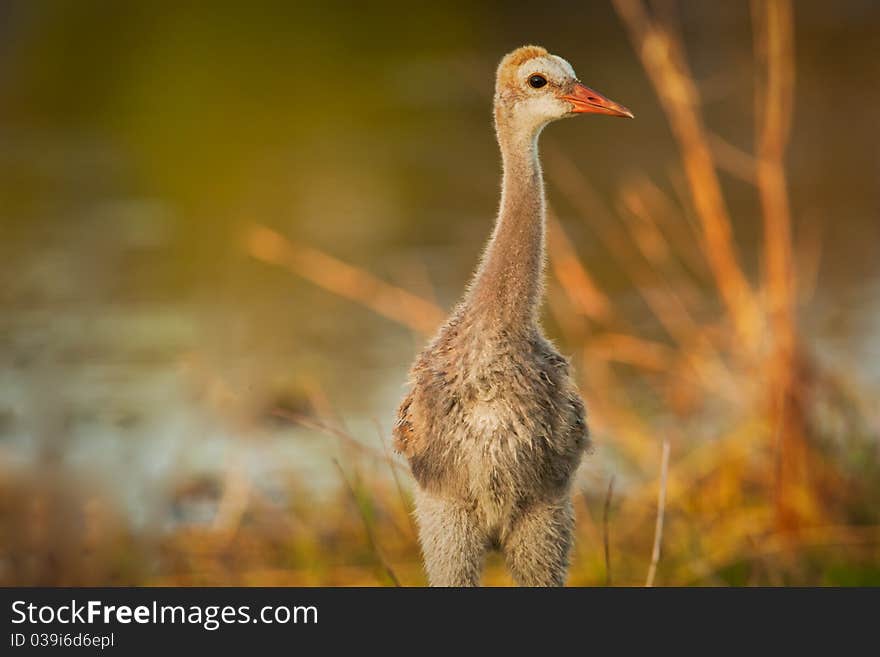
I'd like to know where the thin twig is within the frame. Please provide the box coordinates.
[646,440,671,587]
[603,475,616,586]
[333,459,401,587]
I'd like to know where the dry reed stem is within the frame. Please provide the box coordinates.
[753,0,797,343]
[645,439,671,586]
[610,424,759,541]
[752,0,813,532]
[603,475,616,586]
[245,223,444,335]
[333,459,402,587]
[586,332,674,371]
[612,0,761,346]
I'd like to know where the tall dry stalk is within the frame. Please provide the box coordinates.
[646,439,670,587]
[752,0,815,531]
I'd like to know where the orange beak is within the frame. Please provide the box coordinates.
[560,82,634,118]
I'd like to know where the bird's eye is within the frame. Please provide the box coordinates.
[528,74,547,89]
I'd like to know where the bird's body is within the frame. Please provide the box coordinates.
[397,308,588,533]
[394,45,632,586]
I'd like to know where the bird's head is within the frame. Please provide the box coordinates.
[494,45,633,138]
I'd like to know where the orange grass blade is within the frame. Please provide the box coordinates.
[245,223,445,335]
[547,210,613,323]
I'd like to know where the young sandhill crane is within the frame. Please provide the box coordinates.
[393,45,633,586]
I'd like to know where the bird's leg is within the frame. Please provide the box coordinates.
[414,489,488,587]
[501,499,574,587]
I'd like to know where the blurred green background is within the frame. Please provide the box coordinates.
[0,0,878,585]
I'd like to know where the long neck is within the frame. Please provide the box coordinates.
[464,121,546,329]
